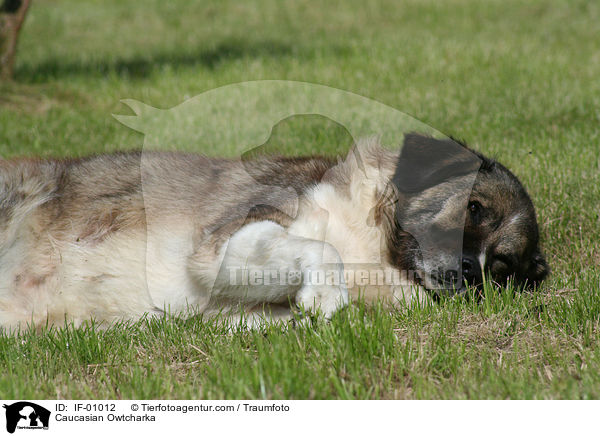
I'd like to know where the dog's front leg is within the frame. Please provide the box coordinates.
[189,220,348,319]
[292,238,349,319]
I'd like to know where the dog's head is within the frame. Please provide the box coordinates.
[387,133,549,294]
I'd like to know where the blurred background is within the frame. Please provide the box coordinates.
[1,0,597,154]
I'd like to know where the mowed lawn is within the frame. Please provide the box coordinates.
[0,0,599,399]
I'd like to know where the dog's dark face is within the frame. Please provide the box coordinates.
[389,133,549,294]
[461,157,549,291]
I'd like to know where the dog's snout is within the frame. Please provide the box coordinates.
[462,255,482,285]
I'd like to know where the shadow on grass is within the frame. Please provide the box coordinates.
[15,38,297,82]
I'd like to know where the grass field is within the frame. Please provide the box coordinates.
[1,0,599,399]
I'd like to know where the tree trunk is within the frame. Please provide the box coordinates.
[0,0,31,80]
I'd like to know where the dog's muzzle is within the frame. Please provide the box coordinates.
[429,255,483,295]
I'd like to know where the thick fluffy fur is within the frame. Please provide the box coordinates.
[0,135,548,330]
[0,139,416,329]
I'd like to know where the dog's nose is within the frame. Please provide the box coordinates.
[462,255,482,285]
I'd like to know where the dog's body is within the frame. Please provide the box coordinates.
[0,134,548,329]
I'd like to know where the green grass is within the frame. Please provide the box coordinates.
[1,0,599,399]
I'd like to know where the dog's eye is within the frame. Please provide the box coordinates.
[468,201,482,224]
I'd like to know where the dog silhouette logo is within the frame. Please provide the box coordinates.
[2,402,50,433]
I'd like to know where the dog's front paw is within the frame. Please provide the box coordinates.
[295,283,349,319]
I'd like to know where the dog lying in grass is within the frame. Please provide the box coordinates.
[0,133,548,330]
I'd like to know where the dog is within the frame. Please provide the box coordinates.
[0,133,548,330]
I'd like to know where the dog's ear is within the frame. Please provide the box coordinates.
[393,133,482,193]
